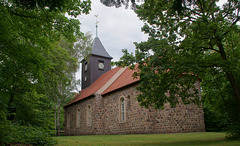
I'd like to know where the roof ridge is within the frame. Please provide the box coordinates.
[95,67,128,94]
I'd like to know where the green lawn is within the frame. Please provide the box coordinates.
[53,132,240,146]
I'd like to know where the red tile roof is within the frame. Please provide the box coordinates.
[65,66,139,107]
[65,67,121,107]
[102,68,139,95]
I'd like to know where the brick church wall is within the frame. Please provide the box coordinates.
[64,96,96,136]
[64,82,205,135]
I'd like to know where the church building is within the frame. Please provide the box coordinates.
[64,37,205,135]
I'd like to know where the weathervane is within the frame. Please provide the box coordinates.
[94,15,99,37]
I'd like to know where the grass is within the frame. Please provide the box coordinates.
[53,132,240,146]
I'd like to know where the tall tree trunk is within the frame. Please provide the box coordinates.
[226,72,240,106]
[7,87,16,121]
[57,99,61,136]
[54,104,57,136]
[217,40,240,107]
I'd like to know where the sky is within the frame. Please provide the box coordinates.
[75,0,227,81]
[78,1,148,62]
[77,0,227,61]
[75,1,148,80]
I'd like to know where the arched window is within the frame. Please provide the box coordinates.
[87,105,91,126]
[76,108,80,127]
[120,97,126,122]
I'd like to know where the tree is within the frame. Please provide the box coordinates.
[201,30,240,138]
[48,33,93,136]
[40,37,80,136]
[74,31,93,63]
[0,0,91,144]
[115,0,240,139]
[100,0,137,9]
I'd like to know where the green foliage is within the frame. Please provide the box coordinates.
[74,32,93,62]
[203,106,229,132]
[115,0,240,139]
[113,49,136,67]
[201,30,240,137]
[0,0,91,144]
[0,90,56,145]
[202,77,240,139]
[6,0,91,16]
[0,121,56,145]
[100,0,137,9]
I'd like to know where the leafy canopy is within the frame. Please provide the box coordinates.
[0,0,91,144]
[100,0,137,9]
[115,0,240,109]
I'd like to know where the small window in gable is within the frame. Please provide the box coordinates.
[76,108,80,127]
[119,97,126,122]
[87,105,91,126]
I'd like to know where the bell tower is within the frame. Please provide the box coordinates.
[81,37,112,89]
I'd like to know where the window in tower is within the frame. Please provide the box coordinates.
[84,62,88,72]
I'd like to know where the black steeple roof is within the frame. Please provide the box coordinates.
[91,37,113,59]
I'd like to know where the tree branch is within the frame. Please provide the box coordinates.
[197,47,220,54]
[222,2,232,19]
[9,11,38,19]
[206,1,215,17]
[222,16,240,36]
[185,7,202,17]
[197,0,204,16]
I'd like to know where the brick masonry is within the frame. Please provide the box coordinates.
[64,82,205,135]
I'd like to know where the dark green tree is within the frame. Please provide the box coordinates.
[0,0,91,144]
[100,0,137,9]
[201,30,240,138]
[115,0,240,139]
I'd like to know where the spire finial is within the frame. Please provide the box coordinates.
[94,15,99,37]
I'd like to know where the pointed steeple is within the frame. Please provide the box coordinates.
[81,36,112,89]
[91,37,113,59]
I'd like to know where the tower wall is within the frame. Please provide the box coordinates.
[82,55,111,89]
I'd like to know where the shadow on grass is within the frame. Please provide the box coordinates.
[140,138,237,146]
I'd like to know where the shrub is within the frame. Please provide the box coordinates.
[0,121,56,146]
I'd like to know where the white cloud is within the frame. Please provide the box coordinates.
[76,1,148,81]
[79,1,148,62]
